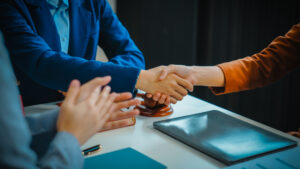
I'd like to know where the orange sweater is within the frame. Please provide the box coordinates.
[211,23,300,95]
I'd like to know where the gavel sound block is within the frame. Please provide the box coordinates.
[136,93,173,117]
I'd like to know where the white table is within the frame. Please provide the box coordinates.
[25,95,300,169]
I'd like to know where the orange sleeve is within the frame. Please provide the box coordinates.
[210,23,300,95]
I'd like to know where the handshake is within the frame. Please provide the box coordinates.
[135,65,198,105]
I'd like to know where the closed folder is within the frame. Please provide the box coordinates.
[153,110,297,165]
[84,148,167,169]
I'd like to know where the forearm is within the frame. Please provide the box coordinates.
[191,66,225,87]
[213,23,300,95]
[25,108,59,135]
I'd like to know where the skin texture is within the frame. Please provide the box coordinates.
[57,77,141,145]
[146,65,224,104]
[136,66,194,104]
[159,65,225,87]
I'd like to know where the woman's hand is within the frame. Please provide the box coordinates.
[56,77,141,145]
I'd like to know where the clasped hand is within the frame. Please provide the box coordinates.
[136,65,195,105]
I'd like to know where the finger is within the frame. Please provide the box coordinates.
[98,92,117,116]
[95,86,111,110]
[175,75,194,92]
[159,69,169,80]
[114,92,132,102]
[109,109,140,121]
[175,84,188,96]
[168,84,184,100]
[100,102,117,123]
[64,80,80,105]
[96,93,117,128]
[153,93,161,101]
[87,85,101,105]
[171,91,183,101]
[170,97,177,104]
[159,66,174,80]
[168,86,183,100]
[165,96,171,105]
[102,117,135,131]
[146,93,152,98]
[116,99,141,111]
[158,95,166,104]
[76,76,111,103]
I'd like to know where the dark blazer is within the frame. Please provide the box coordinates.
[0,32,83,169]
[0,0,145,106]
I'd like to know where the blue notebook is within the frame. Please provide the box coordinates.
[222,146,300,169]
[84,147,167,169]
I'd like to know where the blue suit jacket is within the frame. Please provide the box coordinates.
[0,32,83,169]
[0,0,145,106]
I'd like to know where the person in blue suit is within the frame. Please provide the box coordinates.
[0,32,142,169]
[0,0,193,106]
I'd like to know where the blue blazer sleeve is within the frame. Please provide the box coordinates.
[0,0,145,94]
[0,33,83,169]
[99,0,146,69]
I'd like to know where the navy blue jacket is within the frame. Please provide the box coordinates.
[0,0,145,106]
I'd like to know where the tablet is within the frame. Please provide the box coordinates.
[153,110,297,165]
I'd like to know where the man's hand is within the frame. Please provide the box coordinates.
[159,65,198,85]
[135,66,193,104]
[146,64,225,104]
[142,65,196,105]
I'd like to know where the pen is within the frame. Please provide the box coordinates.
[82,144,102,156]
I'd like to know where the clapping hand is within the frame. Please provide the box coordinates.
[57,77,141,145]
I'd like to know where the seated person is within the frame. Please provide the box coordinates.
[0,0,193,106]
[152,23,300,136]
[0,33,141,169]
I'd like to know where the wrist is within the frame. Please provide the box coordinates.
[193,66,225,87]
[135,70,147,91]
[190,66,200,85]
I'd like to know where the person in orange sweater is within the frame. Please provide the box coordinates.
[151,23,300,137]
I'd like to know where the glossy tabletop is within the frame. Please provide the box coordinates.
[25,95,300,169]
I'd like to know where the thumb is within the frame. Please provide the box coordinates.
[64,79,80,105]
[159,68,172,80]
[76,76,111,103]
